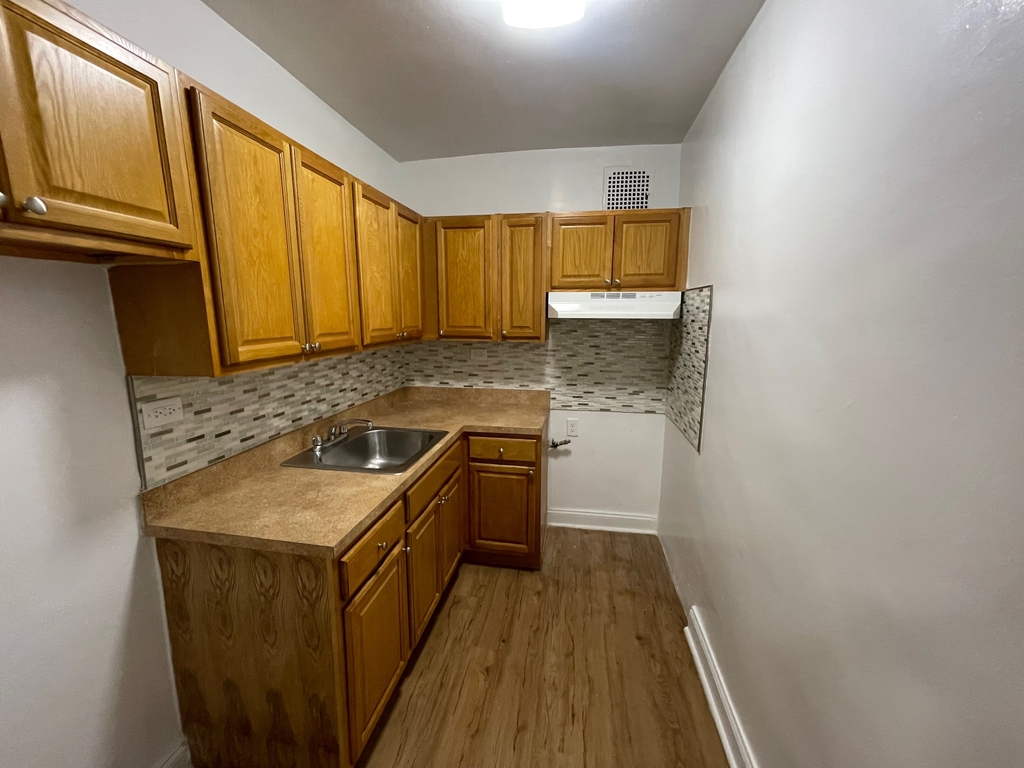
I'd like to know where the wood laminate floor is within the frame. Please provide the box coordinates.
[360,527,729,768]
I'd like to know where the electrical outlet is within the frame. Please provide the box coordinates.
[566,417,579,437]
[141,397,184,430]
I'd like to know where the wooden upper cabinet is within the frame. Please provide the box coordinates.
[353,182,402,346]
[395,204,423,340]
[0,0,193,247]
[191,88,305,366]
[292,146,361,354]
[500,214,546,342]
[550,213,614,289]
[613,210,682,289]
[436,216,498,340]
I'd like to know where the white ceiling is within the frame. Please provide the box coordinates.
[198,0,764,161]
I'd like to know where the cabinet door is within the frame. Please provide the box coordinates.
[344,545,408,762]
[550,214,614,290]
[439,469,464,588]
[613,210,682,289]
[469,462,537,557]
[292,146,361,353]
[191,89,305,366]
[353,182,402,346]
[406,501,441,647]
[0,0,193,246]
[395,204,423,340]
[436,216,498,340]
[500,215,546,341]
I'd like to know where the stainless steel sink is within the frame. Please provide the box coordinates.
[282,426,448,474]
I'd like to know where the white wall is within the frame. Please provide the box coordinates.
[402,144,681,216]
[69,0,404,197]
[0,257,182,768]
[547,411,664,533]
[660,1,1024,767]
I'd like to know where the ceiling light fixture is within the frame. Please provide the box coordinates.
[501,0,586,29]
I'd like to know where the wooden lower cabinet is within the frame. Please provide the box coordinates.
[344,544,409,762]
[405,501,441,647]
[466,445,542,570]
[439,469,465,588]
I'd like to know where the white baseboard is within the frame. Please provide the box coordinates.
[685,607,759,768]
[547,508,657,534]
[154,741,190,768]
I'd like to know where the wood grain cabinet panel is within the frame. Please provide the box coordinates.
[438,469,464,589]
[435,216,498,340]
[613,210,681,289]
[500,214,546,341]
[0,0,193,246]
[550,213,614,289]
[293,146,361,353]
[406,502,441,647]
[395,204,423,341]
[469,462,537,558]
[191,88,305,366]
[345,545,408,762]
[353,182,402,346]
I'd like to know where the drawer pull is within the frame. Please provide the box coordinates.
[378,541,389,551]
[498,447,504,457]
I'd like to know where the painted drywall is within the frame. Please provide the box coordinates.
[402,144,681,215]
[0,257,182,768]
[68,0,404,197]
[659,1,1024,767]
[547,411,665,532]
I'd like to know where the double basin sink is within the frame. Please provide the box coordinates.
[282,423,448,474]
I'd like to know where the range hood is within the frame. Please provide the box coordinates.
[547,291,682,320]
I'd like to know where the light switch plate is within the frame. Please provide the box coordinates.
[566,417,579,437]
[141,397,184,430]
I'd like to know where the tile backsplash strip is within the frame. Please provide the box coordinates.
[131,320,670,489]
[666,286,714,451]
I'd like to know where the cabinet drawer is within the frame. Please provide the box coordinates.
[340,499,405,600]
[468,436,537,464]
[406,441,462,523]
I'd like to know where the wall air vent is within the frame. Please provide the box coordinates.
[604,168,651,210]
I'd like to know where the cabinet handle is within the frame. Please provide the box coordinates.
[501,330,508,338]
[314,342,321,352]
[403,545,411,553]
[528,470,534,476]
[604,279,611,286]
[378,541,389,551]
[498,447,504,457]
[21,196,47,215]
[302,343,312,354]
[613,279,621,287]
[439,329,444,336]
[0,192,8,208]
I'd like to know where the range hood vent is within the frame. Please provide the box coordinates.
[547,291,682,320]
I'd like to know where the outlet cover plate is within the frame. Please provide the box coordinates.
[141,397,184,430]
[566,417,579,437]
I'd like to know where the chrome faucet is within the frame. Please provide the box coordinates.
[327,418,374,443]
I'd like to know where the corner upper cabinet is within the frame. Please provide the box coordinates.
[435,215,498,340]
[190,87,306,365]
[395,204,424,341]
[353,181,402,346]
[550,213,614,289]
[293,146,361,354]
[613,209,685,289]
[0,0,194,249]
[500,214,546,342]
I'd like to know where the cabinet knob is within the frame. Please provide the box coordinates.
[403,545,411,553]
[529,470,534,477]
[301,343,311,354]
[0,192,8,208]
[613,279,621,287]
[314,342,321,352]
[501,330,508,338]
[439,329,444,336]
[21,196,48,215]
[498,447,504,457]
[604,279,611,286]
[378,541,389,551]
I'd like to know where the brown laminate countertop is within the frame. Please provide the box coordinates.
[141,387,550,558]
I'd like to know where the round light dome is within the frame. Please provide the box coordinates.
[501,0,586,29]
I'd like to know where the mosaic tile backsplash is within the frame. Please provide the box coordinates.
[666,286,714,451]
[131,320,671,489]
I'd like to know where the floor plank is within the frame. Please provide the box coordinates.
[359,528,729,768]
